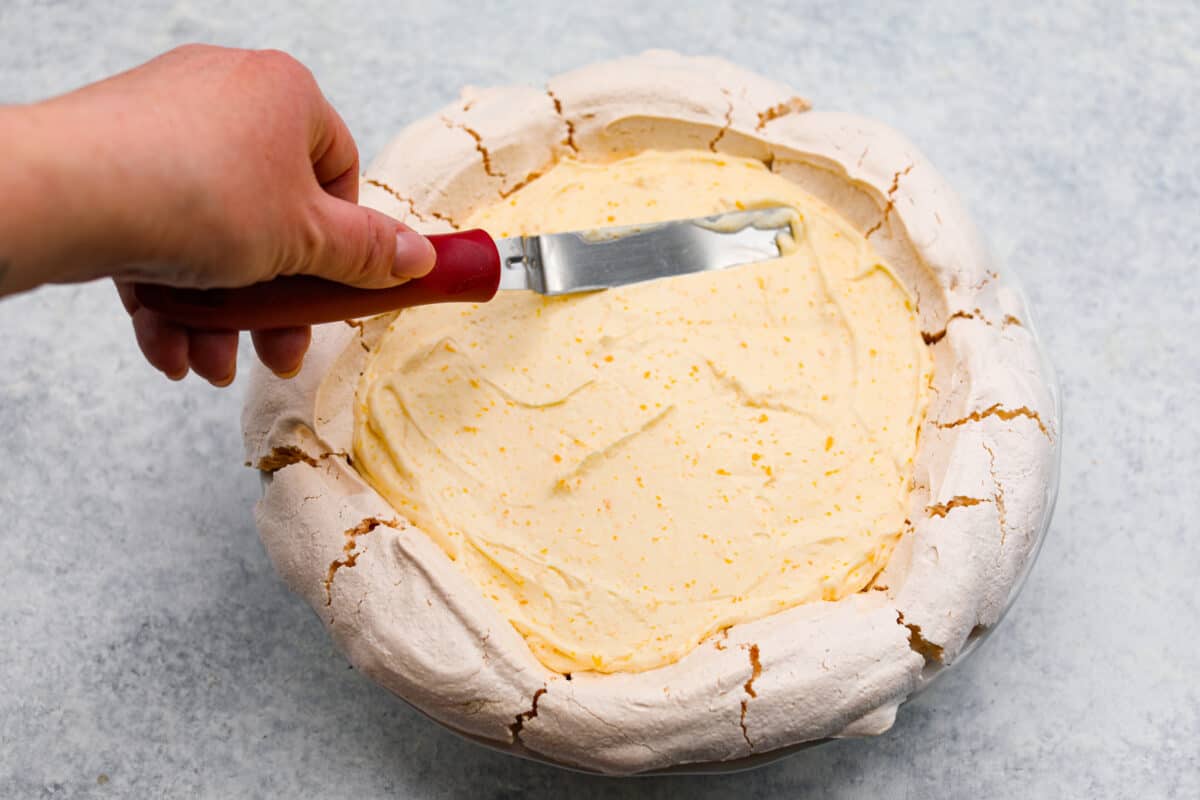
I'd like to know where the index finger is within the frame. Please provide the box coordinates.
[310,97,360,203]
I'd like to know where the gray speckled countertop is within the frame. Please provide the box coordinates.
[2,1,1198,797]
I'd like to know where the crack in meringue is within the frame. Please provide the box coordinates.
[254,445,348,473]
[936,403,1050,439]
[925,496,986,518]
[738,642,763,749]
[440,115,506,181]
[508,687,547,744]
[707,90,734,152]
[546,88,578,154]
[323,517,401,607]
[897,611,945,662]
[755,97,812,131]
[362,178,458,229]
[982,442,1009,546]
[864,164,915,240]
[922,310,977,345]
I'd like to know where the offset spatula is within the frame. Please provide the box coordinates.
[134,207,791,331]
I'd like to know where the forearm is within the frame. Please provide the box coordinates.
[0,98,148,297]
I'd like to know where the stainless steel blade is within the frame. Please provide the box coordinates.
[494,207,793,295]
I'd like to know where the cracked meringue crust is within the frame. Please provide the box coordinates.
[245,51,1058,775]
[351,149,932,674]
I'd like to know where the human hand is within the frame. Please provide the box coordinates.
[1,44,434,384]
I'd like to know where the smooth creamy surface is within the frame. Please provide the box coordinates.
[353,150,931,674]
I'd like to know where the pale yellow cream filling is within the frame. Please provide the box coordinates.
[353,150,931,674]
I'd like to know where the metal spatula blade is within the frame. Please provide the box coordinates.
[133,207,793,331]
[496,206,792,294]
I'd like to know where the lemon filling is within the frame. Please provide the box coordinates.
[352,150,931,674]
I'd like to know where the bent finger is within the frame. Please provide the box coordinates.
[250,327,311,377]
[130,307,189,380]
[187,330,240,386]
[311,98,359,202]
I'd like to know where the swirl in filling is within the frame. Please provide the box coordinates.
[353,150,931,673]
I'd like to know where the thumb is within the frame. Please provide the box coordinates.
[300,194,436,289]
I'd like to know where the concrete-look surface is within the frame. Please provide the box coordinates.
[1,1,1196,797]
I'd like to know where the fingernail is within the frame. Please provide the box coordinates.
[210,371,235,388]
[393,229,436,279]
[166,367,188,381]
[273,364,302,379]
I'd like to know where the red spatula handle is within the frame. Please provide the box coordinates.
[132,229,500,331]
